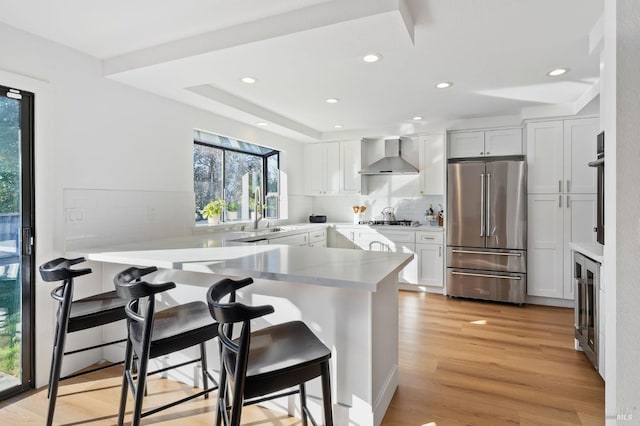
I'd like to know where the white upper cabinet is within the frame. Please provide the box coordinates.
[448,128,522,158]
[527,117,598,194]
[449,131,485,158]
[564,118,599,194]
[484,128,523,156]
[419,133,445,195]
[305,140,360,195]
[526,121,564,194]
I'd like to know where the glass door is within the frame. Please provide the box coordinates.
[0,85,34,399]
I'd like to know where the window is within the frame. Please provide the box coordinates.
[193,130,280,224]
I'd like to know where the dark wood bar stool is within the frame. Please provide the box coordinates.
[113,266,219,426]
[39,256,129,426]
[207,277,333,426]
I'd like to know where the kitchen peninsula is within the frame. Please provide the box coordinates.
[79,232,413,426]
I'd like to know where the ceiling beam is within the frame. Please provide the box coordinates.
[187,84,322,140]
[103,0,414,76]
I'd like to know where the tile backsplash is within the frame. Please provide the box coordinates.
[63,188,194,251]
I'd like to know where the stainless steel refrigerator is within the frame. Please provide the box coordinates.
[446,157,527,304]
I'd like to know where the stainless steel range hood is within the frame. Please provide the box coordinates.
[359,139,419,175]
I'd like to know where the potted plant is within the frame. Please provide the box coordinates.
[200,199,226,225]
[227,201,238,221]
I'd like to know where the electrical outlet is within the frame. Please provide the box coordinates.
[65,208,84,223]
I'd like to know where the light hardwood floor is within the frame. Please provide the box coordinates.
[0,292,604,425]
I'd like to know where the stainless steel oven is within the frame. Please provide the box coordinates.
[574,252,599,370]
[588,131,604,245]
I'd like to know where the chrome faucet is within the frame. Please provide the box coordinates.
[253,186,263,230]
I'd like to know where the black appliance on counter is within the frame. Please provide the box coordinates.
[588,131,604,245]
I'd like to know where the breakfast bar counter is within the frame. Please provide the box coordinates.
[78,233,412,426]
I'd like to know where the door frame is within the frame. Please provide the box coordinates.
[0,84,35,400]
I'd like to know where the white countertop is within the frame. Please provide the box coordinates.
[80,233,413,292]
[568,242,604,263]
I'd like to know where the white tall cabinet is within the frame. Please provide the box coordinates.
[526,117,599,300]
[304,140,361,195]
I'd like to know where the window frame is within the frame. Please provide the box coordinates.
[193,135,280,225]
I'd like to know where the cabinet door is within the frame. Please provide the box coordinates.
[485,128,523,156]
[420,134,445,195]
[329,228,355,249]
[306,144,326,194]
[417,243,443,286]
[449,132,485,158]
[396,242,417,284]
[325,142,341,194]
[564,118,598,194]
[563,194,597,299]
[341,140,361,193]
[526,121,564,194]
[527,194,564,298]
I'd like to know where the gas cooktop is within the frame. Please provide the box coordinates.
[359,220,419,227]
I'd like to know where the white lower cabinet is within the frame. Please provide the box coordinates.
[308,229,327,247]
[415,231,444,287]
[527,193,597,299]
[329,227,444,288]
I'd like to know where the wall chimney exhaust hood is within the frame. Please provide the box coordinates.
[359,138,419,175]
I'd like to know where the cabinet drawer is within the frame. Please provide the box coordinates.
[269,233,308,246]
[308,229,327,244]
[416,232,443,244]
[375,230,415,243]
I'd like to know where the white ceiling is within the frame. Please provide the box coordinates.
[0,0,603,142]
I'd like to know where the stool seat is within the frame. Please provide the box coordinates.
[67,290,127,332]
[130,301,218,359]
[239,321,331,399]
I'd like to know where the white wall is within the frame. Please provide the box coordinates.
[602,1,617,423]
[0,21,307,387]
[610,0,640,422]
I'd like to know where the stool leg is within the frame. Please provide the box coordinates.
[320,361,333,426]
[131,347,149,426]
[118,338,134,426]
[200,342,209,399]
[214,368,228,426]
[46,318,67,426]
[47,317,61,399]
[47,286,73,426]
[299,383,308,426]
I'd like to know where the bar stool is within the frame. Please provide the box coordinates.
[113,266,219,426]
[39,257,129,426]
[207,277,333,426]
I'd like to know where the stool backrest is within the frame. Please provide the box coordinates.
[39,257,91,282]
[206,277,274,391]
[113,266,176,356]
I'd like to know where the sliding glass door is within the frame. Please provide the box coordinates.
[0,85,34,399]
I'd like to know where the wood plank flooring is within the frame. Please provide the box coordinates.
[382,292,604,425]
[0,292,604,425]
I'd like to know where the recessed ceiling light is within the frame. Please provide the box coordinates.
[256,122,269,126]
[435,82,453,89]
[326,98,339,104]
[334,124,343,129]
[363,53,382,63]
[241,76,257,84]
[412,116,423,121]
[547,68,569,77]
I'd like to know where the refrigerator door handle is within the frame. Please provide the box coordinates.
[451,249,522,257]
[451,271,522,280]
[480,172,485,237]
[486,172,491,237]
